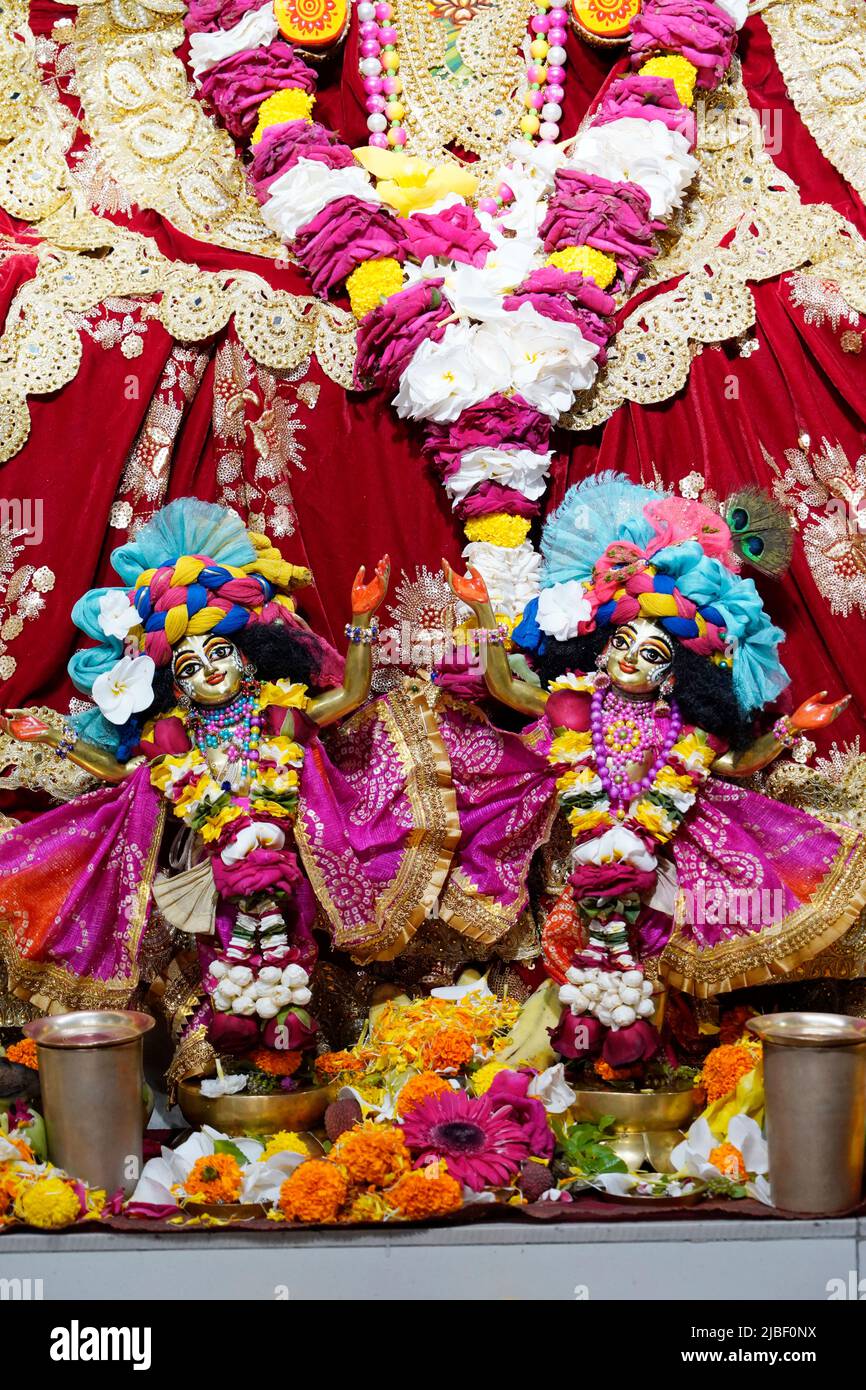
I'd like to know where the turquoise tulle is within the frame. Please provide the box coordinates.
[111,498,255,586]
[69,705,124,751]
[540,472,658,588]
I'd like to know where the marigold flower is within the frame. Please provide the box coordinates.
[329,1122,411,1187]
[546,245,617,289]
[279,1159,348,1222]
[251,86,315,144]
[262,1131,312,1160]
[593,1058,643,1083]
[15,1176,81,1229]
[639,55,698,107]
[0,1172,20,1220]
[708,1142,746,1180]
[346,256,405,319]
[419,1026,475,1074]
[699,1042,760,1104]
[389,1163,463,1220]
[463,513,532,548]
[7,1135,34,1163]
[315,1049,373,1079]
[184,1153,243,1204]
[6,1039,38,1070]
[397,1072,451,1115]
[470,1061,509,1095]
[248,1047,302,1077]
[345,1189,392,1223]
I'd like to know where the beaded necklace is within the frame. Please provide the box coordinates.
[590,684,682,806]
[185,675,264,785]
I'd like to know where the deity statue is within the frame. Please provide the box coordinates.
[0,500,388,1078]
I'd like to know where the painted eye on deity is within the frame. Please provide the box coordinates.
[606,621,674,691]
[172,635,244,703]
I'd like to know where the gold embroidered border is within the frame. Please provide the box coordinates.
[72,0,281,257]
[294,681,461,963]
[763,0,866,208]
[658,822,866,997]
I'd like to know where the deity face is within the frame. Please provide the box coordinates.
[604,619,674,696]
[172,634,245,707]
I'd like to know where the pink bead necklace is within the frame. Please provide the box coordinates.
[590,684,682,806]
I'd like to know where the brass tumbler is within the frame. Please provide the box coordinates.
[25,1010,154,1196]
[748,1012,866,1215]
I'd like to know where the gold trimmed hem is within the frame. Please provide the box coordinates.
[659,823,866,997]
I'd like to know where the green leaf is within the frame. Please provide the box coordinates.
[213,1138,250,1167]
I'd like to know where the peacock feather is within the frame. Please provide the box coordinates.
[724,487,793,577]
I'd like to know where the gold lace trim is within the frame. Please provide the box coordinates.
[659,822,866,997]
[562,61,866,431]
[763,0,866,207]
[72,0,281,257]
[0,708,96,801]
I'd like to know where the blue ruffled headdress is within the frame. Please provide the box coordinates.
[514,472,790,715]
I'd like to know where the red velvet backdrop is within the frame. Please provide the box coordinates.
[0,3,864,757]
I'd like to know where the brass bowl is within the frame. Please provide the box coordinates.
[177,1080,338,1136]
[569,1085,702,1174]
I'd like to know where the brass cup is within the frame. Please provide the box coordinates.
[24,1010,154,1196]
[177,1079,339,1136]
[569,1085,702,1173]
[748,1012,866,1214]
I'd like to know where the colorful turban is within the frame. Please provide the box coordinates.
[131,557,291,668]
[591,567,729,663]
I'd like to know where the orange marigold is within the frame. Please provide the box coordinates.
[709,1142,746,1180]
[593,1059,643,1083]
[279,1159,348,1222]
[0,1172,19,1220]
[397,1072,451,1116]
[390,1163,463,1220]
[419,1027,475,1074]
[6,1039,38,1070]
[248,1047,302,1077]
[184,1153,243,1204]
[329,1122,411,1188]
[315,1049,371,1079]
[699,1042,759,1104]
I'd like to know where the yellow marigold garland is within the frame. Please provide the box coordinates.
[346,257,405,319]
[463,513,532,548]
[251,88,316,144]
[639,55,698,107]
[546,245,617,289]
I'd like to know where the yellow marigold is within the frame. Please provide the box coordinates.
[346,256,405,319]
[397,1071,451,1115]
[699,1042,760,1104]
[15,1176,81,1229]
[639,55,697,107]
[546,245,617,289]
[709,1141,746,1180]
[390,1162,462,1220]
[419,1026,475,1074]
[463,513,532,548]
[567,806,612,836]
[198,803,245,842]
[262,1131,313,1160]
[251,87,315,144]
[279,1159,348,1222]
[248,1047,302,1077]
[329,1121,411,1188]
[184,1153,243,1204]
[6,1038,37,1070]
[249,798,292,820]
[655,765,696,795]
[470,1060,509,1095]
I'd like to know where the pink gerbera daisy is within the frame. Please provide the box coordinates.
[401,1089,531,1191]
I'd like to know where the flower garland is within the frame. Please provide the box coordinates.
[184,0,747,628]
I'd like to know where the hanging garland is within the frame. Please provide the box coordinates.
[184,0,747,630]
